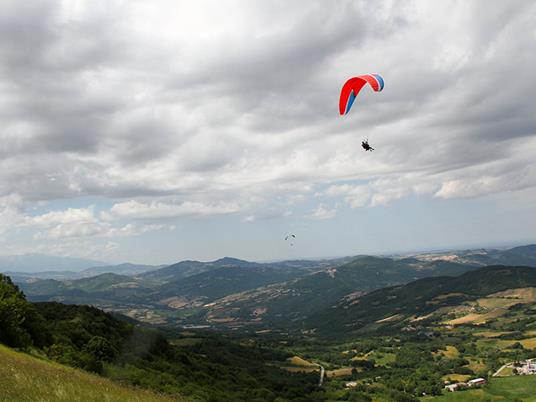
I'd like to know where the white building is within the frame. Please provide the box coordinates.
[520,361,536,375]
[467,378,486,387]
[445,382,467,392]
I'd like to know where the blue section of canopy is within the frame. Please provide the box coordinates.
[345,92,356,114]
[372,74,384,91]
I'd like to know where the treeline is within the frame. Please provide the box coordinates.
[0,273,323,401]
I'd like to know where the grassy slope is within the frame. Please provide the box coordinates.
[0,345,185,402]
[422,376,536,401]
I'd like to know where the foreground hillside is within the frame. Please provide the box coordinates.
[0,274,323,401]
[0,344,182,402]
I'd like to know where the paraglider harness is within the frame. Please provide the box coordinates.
[361,139,374,152]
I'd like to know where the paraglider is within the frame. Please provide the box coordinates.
[339,74,384,152]
[361,139,374,152]
[285,234,296,246]
[339,74,384,116]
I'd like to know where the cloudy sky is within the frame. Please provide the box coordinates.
[1,0,535,264]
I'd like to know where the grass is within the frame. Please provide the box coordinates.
[520,337,536,349]
[441,374,471,382]
[443,346,460,359]
[495,366,514,376]
[0,344,185,402]
[476,336,536,351]
[421,376,536,401]
[375,314,403,323]
[326,367,353,378]
[282,367,318,373]
[446,309,506,325]
[466,360,487,373]
[287,356,317,367]
[473,331,513,338]
[368,351,396,366]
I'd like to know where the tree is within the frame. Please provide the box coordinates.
[0,274,49,348]
[84,336,118,362]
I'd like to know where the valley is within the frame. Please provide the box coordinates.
[2,245,536,401]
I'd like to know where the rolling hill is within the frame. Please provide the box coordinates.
[197,256,477,331]
[414,244,536,267]
[308,265,536,337]
[13,246,536,332]
[5,263,163,281]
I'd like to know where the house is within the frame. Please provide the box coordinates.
[467,378,486,387]
[520,360,536,375]
[344,381,358,389]
[444,382,467,392]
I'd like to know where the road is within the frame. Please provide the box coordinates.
[315,363,325,386]
[493,363,510,377]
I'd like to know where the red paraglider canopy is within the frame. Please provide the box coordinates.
[339,74,384,115]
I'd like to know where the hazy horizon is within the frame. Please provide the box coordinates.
[1,240,535,269]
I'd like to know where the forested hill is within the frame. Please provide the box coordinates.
[309,265,536,337]
[0,273,323,402]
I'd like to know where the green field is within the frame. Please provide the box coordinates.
[423,376,536,401]
[0,345,184,402]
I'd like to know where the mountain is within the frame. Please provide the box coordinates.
[154,264,308,302]
[14,248,536,332]
[0,254,107,273]
[199,256,477,331]
[308,265,536,337]
[81,263,163,277]
[413,244,536,267]
[5,263,163,281]
[4,270,81,281]
[16,273,156,306]
[15,256,354,325]
[140,256,347,283]
[141,260,219,282]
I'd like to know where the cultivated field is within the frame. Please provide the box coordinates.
[421,376,536,401]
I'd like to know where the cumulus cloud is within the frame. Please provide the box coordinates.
[106,200,240,220]
[22,206,168,240]
[305,204,337,220]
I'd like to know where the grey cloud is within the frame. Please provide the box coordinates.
[0,0,535,214]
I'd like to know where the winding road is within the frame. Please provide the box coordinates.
[316,364,325,386]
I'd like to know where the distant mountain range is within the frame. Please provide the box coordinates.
[412,244,536,267]
[5,263,164,280]
[10,244,536,333]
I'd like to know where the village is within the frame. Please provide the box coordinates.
[445,359,536,393]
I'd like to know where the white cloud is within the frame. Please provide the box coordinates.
[107,200,240,220]
[305,204,337,220]
[326,184,371,208]
[24,206,169,240]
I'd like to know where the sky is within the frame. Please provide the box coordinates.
[1,0,535,265]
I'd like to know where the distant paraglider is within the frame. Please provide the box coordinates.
[339,74,384,151]
[285,234,296,246]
